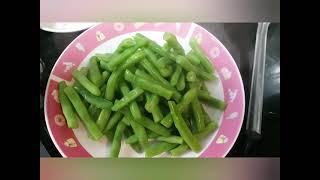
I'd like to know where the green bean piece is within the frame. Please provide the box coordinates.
[112,88,144,111]
[176,55,215,80]
[158,57,172,68]
[87,104,96,119]
[170,144,189,156]
[115,38,136,53]
[163,32,185,55]
[157,136,184,144]
[123,128,142,153]
[96,53,112,63]
[74,84,113,109]
[189,38,214,73]
[88,57,103,87]
[119,81,142,120]
[128,115,149,148]
[143,48,160,69]
[200,105,212,125]
[151,105,164,123]
[104,112,123,132]
[148,130,160,139]
[200,81,209,92]
[105,128,116,143]
[132,116,171,137]
[125,134,138,144]
[100,84,106,98]
[96,109,112,131]
[168,101,201,152]
[124,70,174,100]
[145,95,159,113]
[160,115,173,128]
[160,87,198,128]
[191,98,205,132]
[106,47,137,71]
[186,71,197,82]
[109,121,127,157]
[186,51,201,65]
[72,70,101,96]
[170,66,182,86]
[176,72,186,91]
[102,71,111,83]
[159,65,173,78]
[162,42,171,52]
[135,69,181,101]
[105,70,122,100]
[198,90,227,110]
[121,116,131,126]
[99,60,109,70]
[145,142,178,158]
[64,86,103,140]
[58,81,79,128]
[170,121,219,156]
[80,67,89,76]
[140,58,169,85]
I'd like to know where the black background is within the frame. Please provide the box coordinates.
[40,23,280,157]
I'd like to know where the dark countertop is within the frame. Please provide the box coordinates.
[40,23,280,157]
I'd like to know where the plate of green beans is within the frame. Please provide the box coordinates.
[44,23,245,157]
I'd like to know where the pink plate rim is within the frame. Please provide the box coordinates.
[44,23,245,158]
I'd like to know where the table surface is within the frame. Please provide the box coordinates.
[40,23,280,157]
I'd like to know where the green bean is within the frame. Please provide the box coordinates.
[145,142,178,158]
[105,128,116,142]
[88,57,103,87]
[125,134,138,144]
[145,95,159,113]
[119,82,142,120]
[124,70,173,100]
[132,116,171,137]
[148,131,160,139]
[64,86,103,140]
[123,128,142,153]
[127,113,149,148]
[112,88,144,111]
[106,47,137,71]
[170,121,219,156]
[189,38,214,73]
[121,116,131,126]
[100,84,106,97]
[200,81,209,92]
[88,104,97,120]
[160,88,198,128]
[105,70,122,100]
[191,98,205,132]
[170,66,182,86]
[116,38,136,53]
[186,71,197,82]
[99,60,109,70]
[198,90,227,110]
[162,42,171,52]
[158,57,173,68]
[157,136,184,144]
[96,53,112,63]
[168,101,201,152]
[201,105,212,125]
[102,71,111,83]
[160,115,173,128]
[143,48,160,68]
[72,70,101,96]
[135,69,181,101]
[163,32,185,55]
[159,65,173,78]
[109,121,126,157]
[104,112,123,132]
[170,144,189,156]
[151,105,164,123]
[176,72,186,91]
[74,84,113,109]
[80,67,89,76]
[140,58,169,85]
[176,55,215,80]
[186,51,201,65]
[96,109,112,131]
[58,81,79,128]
